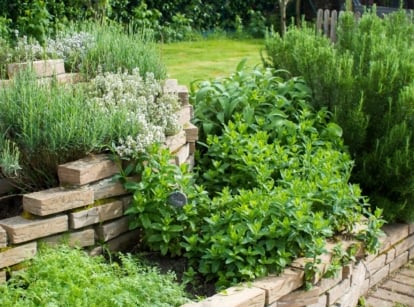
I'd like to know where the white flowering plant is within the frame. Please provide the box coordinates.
[87,68,181,159]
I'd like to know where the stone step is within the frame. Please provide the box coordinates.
[0,242,37,269]
[58,154,119,186]
[0,215,68,244]
[23,186,94,216]
[95,216,130,242]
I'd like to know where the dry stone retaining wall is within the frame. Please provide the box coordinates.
[0,79,198,282]
[183,224,414,307]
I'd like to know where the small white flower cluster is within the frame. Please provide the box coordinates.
[47,32,95,71]
[88,69,181,158]
[10,30,94,72]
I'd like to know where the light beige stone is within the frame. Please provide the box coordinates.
[69,200,123,229]
[174,143,190,166]
[164,79,178,88]
[189,142,196,154]
[88,246,103,257]
[342,264,353,280]
[8,59,65,78]
[389,250,408,273]
[58,154,119,185]
[290,251,332,284]
[385,247,396,264]
[253,269,304,304]
[23,186,94,216]
[185,154,195,171]
[0,242,37,269]
[366,253,386,275]
[106,229,140,252]
[183,285,265,307]
[0,215,68,244]
[42,228,95,248]
[0,226,7,248]
[381,223,409,251]
[277,287,320,306]
[410,245,414,260]
[369,263,389,287]
[184,122,199,142]
[337,262,367,307]
[177,85,189,105]
[178,105,193,125]
[0,270,5,283]
[307,294,327,307]
[89,178,128,201]
[394,233,414,256]
[56,73,82,84]
[317,271,342,293]
[96,216,130,242]
[164,130,187,153]
[327,278,350,305]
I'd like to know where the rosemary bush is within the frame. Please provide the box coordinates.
[263,10,414,222]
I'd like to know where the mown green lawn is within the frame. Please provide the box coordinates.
[160,39,265,88]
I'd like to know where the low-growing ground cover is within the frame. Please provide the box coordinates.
[161,38,264,87]
[0,244,189,307]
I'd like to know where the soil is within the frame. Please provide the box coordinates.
[0,194,23,220]
[128,247,217,299]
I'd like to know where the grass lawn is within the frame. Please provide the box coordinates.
[160,39,265,88]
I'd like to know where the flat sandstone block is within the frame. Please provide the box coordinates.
[89,178,128,201]
[96,216,130,242]
[23,187,94,216]
[277,287,320,307]
[0,270,5,283]
[58,154,119,185]
[253,269,304,304]
[184,122,199,142]
[8,59,65,78]
[184,285,265,307]
[42,228,95,248]
[0,242,37,269]
[178,105,193,126]
[106,229,140,252]
[0,215,68,244]
[69,200,123,229]
[174,143,190,166]
[164,130,186,153]
[0,226,7,248]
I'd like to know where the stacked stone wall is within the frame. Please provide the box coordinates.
[0,79,197,282]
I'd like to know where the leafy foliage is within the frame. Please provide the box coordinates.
[121,65,384,289]
[0,244,189,306]
[263,10,414,222]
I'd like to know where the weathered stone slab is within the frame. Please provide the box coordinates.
[336,262,366,307]
[409,223,414,235]
[394,233,414,256]
[369,263,389,287]
[0,226,7,248]
[8,59,65,78]
[0,270,5,283]
[307,294,327,307]
[164,130,186,153]
[189,142,196,154]
[174,143,190,166]
[277,287,320,306]
[389,250,408,273]
[0,215,68,244]
[367,253,386,274]
[69,200,123,229]
[23,187,94,216]
[177,85,189,105]
[316,271,342,293]
[385,247,396,264]
[290,250,332,284]
[121,196,132,211]
[106,229,140,252]
[0,242,37,269]
[42,228,95,248]
[327,278,350,305]
[58,154,119,185]
[253,269,304,304]
[88,246,103,257]
[178,105,193,125]
[183,285,265,307]
[96,216,130,242]
[185,154,195,171]
[184,122,199,142]
[381,223,409,252]
[164,79,178,88]
[89,178,128,201]
[382,279,414,297]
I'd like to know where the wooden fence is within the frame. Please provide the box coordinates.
[316,9,361,42]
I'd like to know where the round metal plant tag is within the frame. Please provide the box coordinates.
[167,191,188,208]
